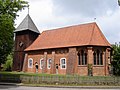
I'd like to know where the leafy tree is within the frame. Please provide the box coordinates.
[118,0,120,6]
[2,53,13,71]
[0,14,14,66]
[0,0,28,19]
[111,44,120,75]
[0,0,28,68]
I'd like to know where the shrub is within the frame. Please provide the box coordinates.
[2,53,13,71]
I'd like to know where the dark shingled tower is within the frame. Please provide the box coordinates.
[13,14,40,71]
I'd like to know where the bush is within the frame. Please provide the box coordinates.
[2,53,13,71]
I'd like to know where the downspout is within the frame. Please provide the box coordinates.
[105,49,106,76]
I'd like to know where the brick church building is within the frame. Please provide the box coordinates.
[13,14,112,76]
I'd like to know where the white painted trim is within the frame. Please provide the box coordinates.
[40,58,44,69]
[47,58,52,69]
[60,58,66,69]
[28,58,33,68]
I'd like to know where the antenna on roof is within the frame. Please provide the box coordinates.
[27,4,30,14]
[94,18,96,21]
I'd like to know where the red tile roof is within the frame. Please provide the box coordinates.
[25,22,111,51]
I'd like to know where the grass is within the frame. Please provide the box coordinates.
[0,71,114,77]
[0,71,66,76]
[0,71,120,86]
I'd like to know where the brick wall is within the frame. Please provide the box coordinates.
[77,66,88,76]
[54,50,68,75]
[25,49,68,74]
[67,48,77,74]
[93,66,105,76]
[23,46,111,76]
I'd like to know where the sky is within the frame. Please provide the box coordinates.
[15,0,120,44]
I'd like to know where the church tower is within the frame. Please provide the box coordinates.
[13,14,40,71]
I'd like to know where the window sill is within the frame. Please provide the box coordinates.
[28,67,33,68]
[60,68,66,69]
[78,65,87,67]
[93,65,104,67]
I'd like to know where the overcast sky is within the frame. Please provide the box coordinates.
[15,0,120,44]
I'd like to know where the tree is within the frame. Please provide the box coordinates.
[111,44,120,75]
[0,0,28,68]
[0,0,28,19]
[118,0,120,6]
[2,53,13,71]
[0,14,14,66]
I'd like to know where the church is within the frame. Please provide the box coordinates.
[13,14,112,76]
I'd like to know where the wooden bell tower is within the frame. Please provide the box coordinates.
[13,14,40,71]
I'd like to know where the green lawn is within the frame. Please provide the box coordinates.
[0,71,65,76]
[0,71,120,86]
[0,71,114,78]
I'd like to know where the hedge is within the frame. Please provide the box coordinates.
[0,72,120,86]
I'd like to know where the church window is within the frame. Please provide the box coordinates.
[47,58,52,69]
[78,52,81,65]
[60,58,66,69]
[93,52,96,65]
[40,58,44,69]
[78,50,87,65]
[93,50,103,65]
[28,58,33,68]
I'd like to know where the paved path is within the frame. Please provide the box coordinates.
[0,83,120,90]
[0,85,120,90]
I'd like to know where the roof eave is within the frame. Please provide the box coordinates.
[25,44,111,52]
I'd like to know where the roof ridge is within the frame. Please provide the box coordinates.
[27,14,29,31]
[88,23,96,45]
[42,22,96,33]
[27,14,40,33]
[96,24,111,47]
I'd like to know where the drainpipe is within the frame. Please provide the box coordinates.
[105,49,106,76]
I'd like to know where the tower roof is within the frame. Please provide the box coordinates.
[14,14,39,33]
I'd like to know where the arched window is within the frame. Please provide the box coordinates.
[85,53,87,65]
[81,50,84,65]
[97,50,100,65]
[40,58,44,69]
[78,52,81,65]
[47,58,52,69]
[93,50,103,65]
[60,58,66,69]
[28,58,33,68]
[100,53,103,65]
[93,52,96,65]
[78,50,87,65]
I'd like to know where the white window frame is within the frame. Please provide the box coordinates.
[47,58,52,69]
[40,58,44,69]
[60,58,66,69]
[28,58,33,68]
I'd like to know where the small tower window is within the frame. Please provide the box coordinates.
[19,41,24,47]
